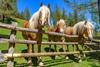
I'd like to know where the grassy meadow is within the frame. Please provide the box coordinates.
[0,18,100,67]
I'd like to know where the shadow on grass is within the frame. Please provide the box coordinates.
[21,49,38,66]
[43,59,73,67]
[87,52,100,61]
[44,47,80,62]
[89,63,100,67]
[0,63,6,67]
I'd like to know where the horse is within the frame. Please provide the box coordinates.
[64,26,82,51]
[64,20,94,62]
[73,20,93,40]
[48,19,66,54]
[22,3,50,66]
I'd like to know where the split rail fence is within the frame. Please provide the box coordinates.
[0,22,99,67]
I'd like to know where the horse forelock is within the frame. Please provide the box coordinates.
[39,5,50,15]
[56,19,66,33]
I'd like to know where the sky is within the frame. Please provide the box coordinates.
[17,0,73,16]
[17,0,92,20]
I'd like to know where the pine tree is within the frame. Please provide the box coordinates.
[24,7,30,20]
[0,0,17,23]
[53,4,63,24]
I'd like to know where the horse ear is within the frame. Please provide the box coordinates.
[84,21,87,25]
[40,3,43,7]
[48,4,50,9]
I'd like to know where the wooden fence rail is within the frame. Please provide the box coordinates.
[1,50,100,58]
[0,22,78,38]
[0,22,100,67]
[0,38,97,45]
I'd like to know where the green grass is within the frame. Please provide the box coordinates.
[0,17,100,67]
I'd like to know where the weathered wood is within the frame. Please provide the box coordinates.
[0,22,78,38]
[7,22,17,67]
[0,38,97,45]
[1,50,100,58]
[0,22,99,67]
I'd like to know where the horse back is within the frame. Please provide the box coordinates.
[64,26,73,35]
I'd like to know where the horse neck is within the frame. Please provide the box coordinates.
[29,11,40,29]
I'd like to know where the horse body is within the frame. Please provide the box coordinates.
[22,3,50,66]
[73,21,93,40]
[64,26,73,35]
[64,20,93,51]
[48,19,66,52]
[22,3,50,43]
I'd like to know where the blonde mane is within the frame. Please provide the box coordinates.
[73,20,93,35]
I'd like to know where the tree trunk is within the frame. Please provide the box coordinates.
[2,14,5,22]
[98,0,100,22]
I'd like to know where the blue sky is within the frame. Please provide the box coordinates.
[17,0,91,20]
[17,0,74,16]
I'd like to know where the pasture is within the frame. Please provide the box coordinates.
[0,17,100,67]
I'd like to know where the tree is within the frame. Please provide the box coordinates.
[0,0,17,16]
[52,4,63,24]
[64,0,98,23]
[0,0,17,23]
[67,12,74,26]
[24,7,30,20]
[62,8,67,21]
[78,11,86,21]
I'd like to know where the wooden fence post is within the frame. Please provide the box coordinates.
[7,22,17,67]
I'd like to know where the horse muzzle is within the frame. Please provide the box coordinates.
[88,35,93,41]
[60,29,64,33]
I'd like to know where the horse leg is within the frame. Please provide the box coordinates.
[49,39,52,52]
[76,45,79,51]
[81,44,86,58]
[73,45,75,51]
[75,44,82,62]
[66,45,69,51]
[62,37,69,59]
[49,44,51,52]
[37,32,43,66]
[54,45,57,52]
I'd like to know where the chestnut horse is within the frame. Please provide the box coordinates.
[48,19,66,52]
[22,3,50,66]
[64,20,93,62]
[65,20,94,51]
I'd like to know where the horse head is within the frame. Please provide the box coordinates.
[83,21,94,40]
[56,19,66,33]
[38,3,50,27]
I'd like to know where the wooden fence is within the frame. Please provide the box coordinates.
[0,22,100,67]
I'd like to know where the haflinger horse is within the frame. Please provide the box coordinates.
[22,3,50,66]
[48,19,66,58]
[64,20,94,62]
